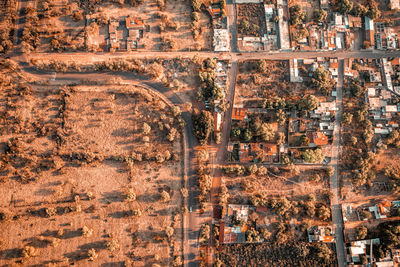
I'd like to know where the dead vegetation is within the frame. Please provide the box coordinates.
[0,60,184,266]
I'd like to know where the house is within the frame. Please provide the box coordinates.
[220,204,257,244]
[214,112,222,132]
[314,102,337,115]
[390,0,400,9]
[108,19,119,50]
[307,132,329,146]
[249,143,278,162]
[289,59,303,82]
[307,226,334,243]
[365,17,375,47]
[126,16,144,30]
[320,0,329,9]
[329,58,339,76]
[346,238,381,266]
[232,108,248,121]
[368,200,391,219]
[348,16,362,28]
[213,29,230,52]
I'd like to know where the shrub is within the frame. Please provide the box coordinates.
[161,190,170,202]
[125,187,136,202]
[87,248,98,261]
[22,246,36,258]
[82,226,93,237]
[106,238,120,252]
[355,226,368,240]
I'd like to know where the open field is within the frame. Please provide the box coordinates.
[0,61,184,266]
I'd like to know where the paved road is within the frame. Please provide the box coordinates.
[330,59,346,267]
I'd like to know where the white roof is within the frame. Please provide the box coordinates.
[365,17,374,31]
[386,105,398,112]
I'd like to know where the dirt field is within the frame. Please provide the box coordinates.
[0,72,184,266]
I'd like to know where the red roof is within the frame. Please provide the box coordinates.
[391,58,400,66]
[126,17,144,29]
[232,108,248,121]
[307,132,328,146]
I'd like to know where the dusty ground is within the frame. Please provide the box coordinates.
[0,78,183,266]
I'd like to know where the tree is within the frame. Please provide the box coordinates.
[72,11,83,21]
[231,127,241,138]
[299,95,319,111]
[242,128,253,142]
[367,2,381,19]
[351,3,368,17]
[312,67,334,94]
[276,109,287,125]
[302,149,324,163]
[289,5,306,25]
[88,248,98,261]
[342,112,353,124]
[165,226,174,238]
[259,123,275,142]
[355,226,368,240]
[82,226,93,237]
[337,0,353,14]
[22,246,36,258]
[125,187,136,202]
[160,190,170,202]
[317,205,331,221]
[192,110,214,145]
[106,238,120,252]
[142,123,151,135]
[313,9,327,23]
[315,243,333,261]
[191,0,202,12]
[248,164,258,175]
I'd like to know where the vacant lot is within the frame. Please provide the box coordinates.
[0,64,183,266]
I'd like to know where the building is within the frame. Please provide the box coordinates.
[220,204,257,244]
[348,16,362,28]
[329,58,339,76]
[213,29,230,52]
[289,59,303,82]
[232,108,248,121]
[368,200,392,219]
[365,17,375,47]
[126,16,144,30]
[307,132,329,147]
[390,0,400,9]
[346,238,381,266]
[307,226,335,243]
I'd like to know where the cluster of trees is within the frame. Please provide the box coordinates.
[158,13,180,32]
[231,115,275,143]
[198,165,212,210]
[0,0,17,53]
[160,35,178,51]
[217,241,336,266]
[198,58,224,102]
[313,9,327,23]
[21,8,41,54]
[289,5,306,25]
[192,109,214,145]
[302,148,325,163]
[311,67,335,95]
[190,0,203,40]
[339,0,381,19]
[238,19,260,36]
[383,166,400,193]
